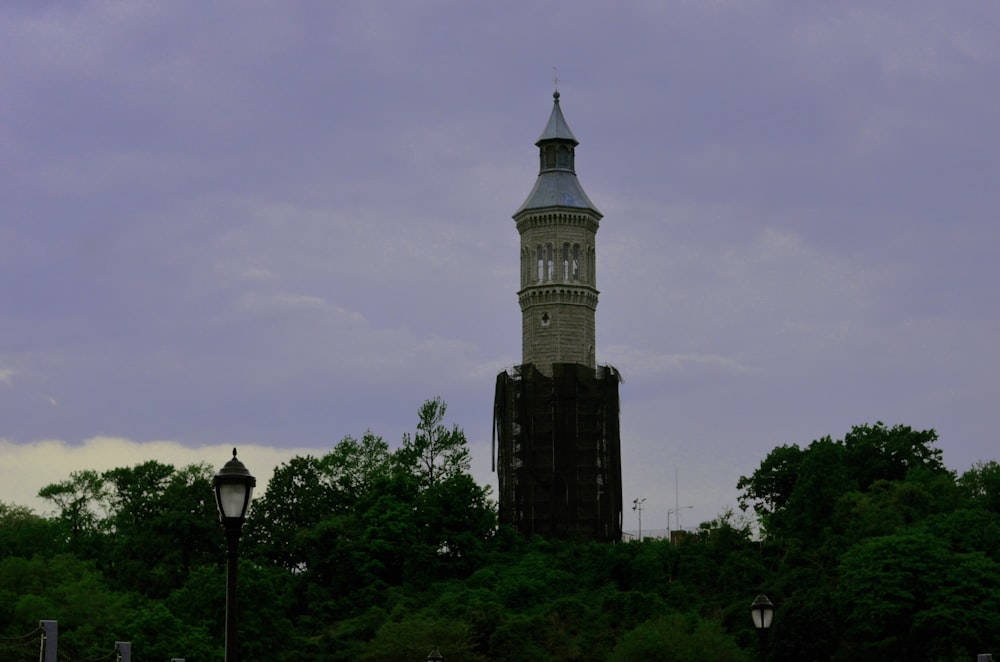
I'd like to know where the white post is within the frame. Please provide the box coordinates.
[39,621,58,662]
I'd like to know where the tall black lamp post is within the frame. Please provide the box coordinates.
[750,594,774,661]
[214,449,256,662]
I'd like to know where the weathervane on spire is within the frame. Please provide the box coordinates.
[552,66,560,92]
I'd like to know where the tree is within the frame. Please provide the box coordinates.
[959,460,1000,513]
[773,437,852,542]
[102,460,175,533]
[609,614,748,662]
[360,610,484,662]
[738,423,948,544]
[38,470,108,556]
[838,529,1000,659]
[736,444,804,525]
[396,397,471,490]
[414,472,496,579]
[322,431,392,498]
[0,502,62,558]
[841,422,947,490]
[245,432,393,578]
[244,454,334,572]
[100,462,219,597]
[125,601,218,662]
[0,554,130,656]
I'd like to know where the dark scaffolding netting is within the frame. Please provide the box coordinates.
[494,362,622,541]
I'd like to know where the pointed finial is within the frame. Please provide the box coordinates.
[552,66,560,98]
[232,447,237,459]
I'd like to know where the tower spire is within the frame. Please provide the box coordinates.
[516,90,598,215]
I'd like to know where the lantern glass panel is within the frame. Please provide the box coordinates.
[219,482,250,519]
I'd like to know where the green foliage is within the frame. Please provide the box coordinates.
[38,469,108,554]
[7,413,1000,661]
[842,422,946,490]
[244,453,337,572]
[736,443,804,520]
[838,529,1000,660]
[323,431,393,497]
[738,422,949,544]
[105,461,220,596]
[609,614,748,662]
[360,610,484,662]
[127,601,218,662]
[396,396,471,489]
[0,502,62,558]
[0,554,129,655]
[959,460,1000,513]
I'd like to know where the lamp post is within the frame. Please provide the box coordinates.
[426,650,444,661]
[750,594,774,661]
[214,449,256,662]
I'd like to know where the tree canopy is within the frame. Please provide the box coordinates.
[2,411,996,660]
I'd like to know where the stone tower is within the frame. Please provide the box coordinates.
[494,91,623,542]
[515,90,601,374]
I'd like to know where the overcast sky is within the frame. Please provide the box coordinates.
[2,1,998,535]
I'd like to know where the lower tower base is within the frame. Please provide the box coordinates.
[493,363,623,541]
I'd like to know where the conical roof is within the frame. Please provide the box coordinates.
[536,91,578,145]
[515,92,601,217]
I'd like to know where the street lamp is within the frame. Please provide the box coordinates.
[750,594,774,660]
[426,650,444,661]
[214,448,256,662]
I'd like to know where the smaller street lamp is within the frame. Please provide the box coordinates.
[426,649,444,661]
[214,449,256,662]
[750,594,774,660]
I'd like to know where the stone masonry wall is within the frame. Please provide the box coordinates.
[516,210,600,374]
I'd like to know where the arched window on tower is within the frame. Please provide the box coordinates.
[546,243,554,281]
[573,244,580,281]
[536,245,544,283]
[562,243,570,280]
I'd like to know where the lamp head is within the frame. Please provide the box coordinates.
[750,594,774,630]
[213,448,256,523]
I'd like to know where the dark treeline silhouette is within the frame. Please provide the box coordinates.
[2,404,999,660]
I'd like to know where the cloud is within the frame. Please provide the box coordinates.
[602,346,747,386]
[0,436,317,516]
[1,0,998,539]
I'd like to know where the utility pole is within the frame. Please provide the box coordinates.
[632,497,646,541]
[668,467,692,541]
